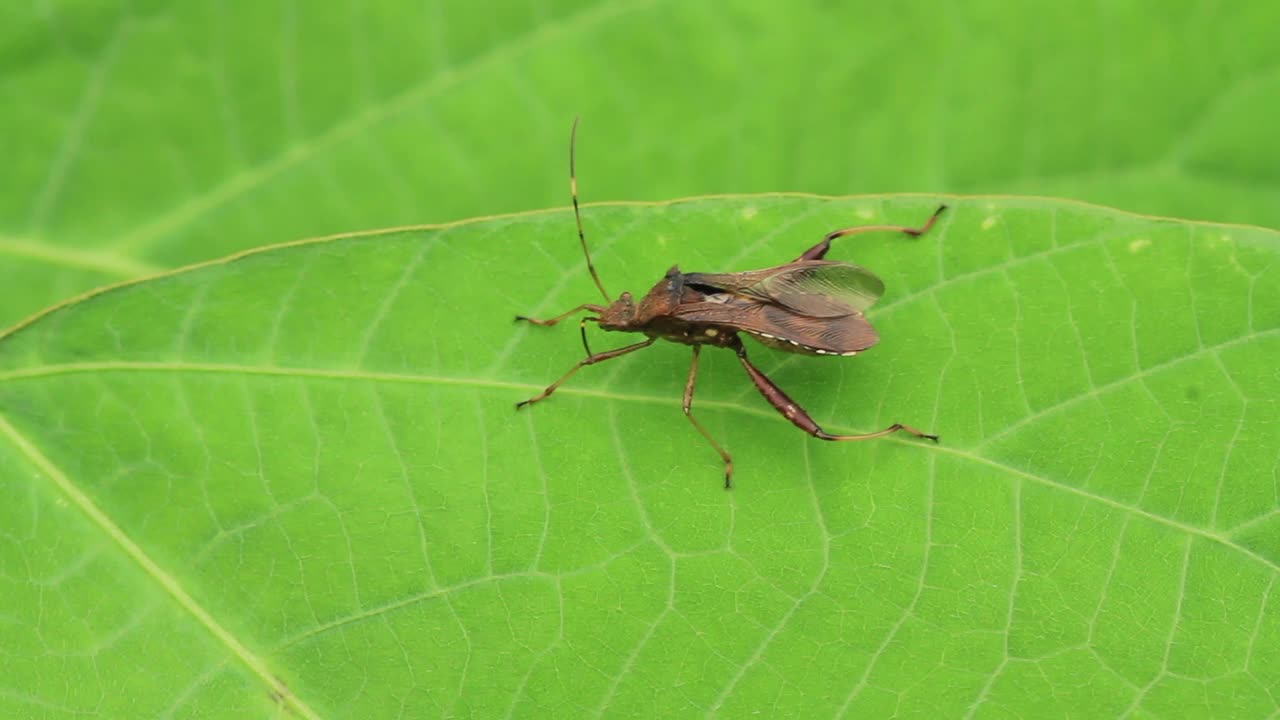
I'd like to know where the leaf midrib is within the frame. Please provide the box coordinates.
[0,234,163,277]
[2,353,1274,573]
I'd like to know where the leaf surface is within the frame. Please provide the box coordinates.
[3,195,1278,718]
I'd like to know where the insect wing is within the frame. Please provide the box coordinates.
[674,297,880,355]
[755,261,885,316]
[684,261,885,318]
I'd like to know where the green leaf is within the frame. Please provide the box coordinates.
[3,195,1278,718]
[5,1,1280,328]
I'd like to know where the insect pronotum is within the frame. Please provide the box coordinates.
[516,119,945,488]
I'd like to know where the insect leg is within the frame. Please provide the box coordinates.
[796,204,948,261]
[578,317,596,357]
[683,346,735,489]
[516,337,657,409]
[515,303,606,326]
[734,341,939,443]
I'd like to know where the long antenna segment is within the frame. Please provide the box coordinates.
[570,117,612,303]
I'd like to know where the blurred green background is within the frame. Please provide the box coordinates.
[4,0,1279,330]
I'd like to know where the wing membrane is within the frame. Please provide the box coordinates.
[684,261,885,317]
[674,297,879,355]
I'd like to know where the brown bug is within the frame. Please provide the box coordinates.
[516,120,944,488]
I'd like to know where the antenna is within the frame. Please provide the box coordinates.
[570,117,611,303]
